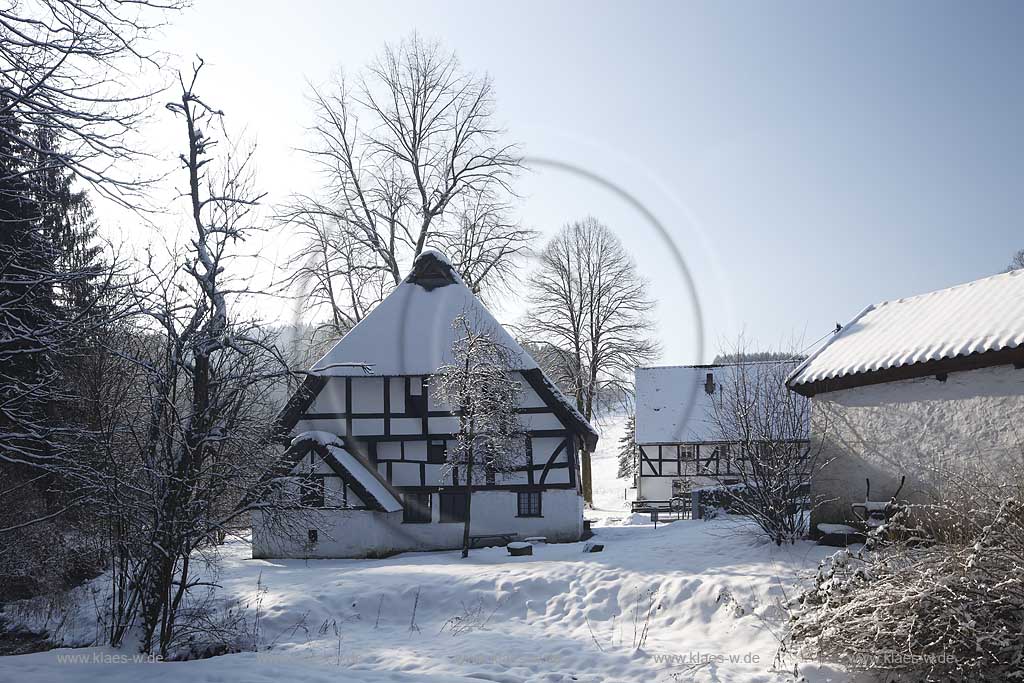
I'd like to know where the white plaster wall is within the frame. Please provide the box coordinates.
[252,488,585,558]
[638,476,673,501]
[390,418,422,435]
[286,458,366,507]
[498,469,529,485]
[518,380,547,408]
[351,418,384,436]
[427,416,459,433]
[308,378,346,413]
[425,371,549,411]
[390,461,421,486]
[519,412,565,431]
[637,474,723,502]
[810,364,1024,525]
[351,377,384,412]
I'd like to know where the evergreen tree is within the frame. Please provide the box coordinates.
[1,105,107,458]
[0,93,109,585]
[0,92,56,466]
[616,414,637,480]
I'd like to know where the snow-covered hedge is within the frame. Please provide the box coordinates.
[790,499,1024,681]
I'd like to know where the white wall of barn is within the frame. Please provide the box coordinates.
[251,488,584,558]
[810,363,1024,525]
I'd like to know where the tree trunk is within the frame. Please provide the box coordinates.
[581,449,593,506]
[461,456,474,559]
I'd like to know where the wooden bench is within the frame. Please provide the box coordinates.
[468,533,519,549]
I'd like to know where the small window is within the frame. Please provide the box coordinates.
[439,491,467,523]
[307,529,318,545]
[517,491,542,517]
[403,492,432,523]
[427,441,447,464]
[300,476,325,507]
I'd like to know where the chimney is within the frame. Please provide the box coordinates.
[704,371,715,395]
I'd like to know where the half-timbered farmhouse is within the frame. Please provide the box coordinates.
[786,269,1024,528]
[632,362,807,513]
[253,250,599,558]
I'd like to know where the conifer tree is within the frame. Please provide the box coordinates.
[616,414,637,480]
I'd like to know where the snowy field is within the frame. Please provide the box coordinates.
[0,418,852,683]
[589,414,633,520]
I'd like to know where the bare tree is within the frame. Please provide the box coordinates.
[281,34,530,327]
[432,195,537,298]
[1,0,181,560]
[704,351,825,545]
[0,0,184,202]
[0,1,181,585]
[525,217,658,504]
[0,110,133,526]
[282,201,390,340]
[432,312,525,558]
[61,60,318,657]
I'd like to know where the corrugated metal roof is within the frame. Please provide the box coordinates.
[787,269,1024,389]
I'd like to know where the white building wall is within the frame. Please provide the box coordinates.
[308,379,346,413]
[252,488,584,558]
[810,363,1024,525]
[636,472,717,501]
[262,369,585,558]
[638,476,673,501]
[518,382,547,408]
[351,377,385,412]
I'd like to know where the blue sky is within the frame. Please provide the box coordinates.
[135,1,1024,364]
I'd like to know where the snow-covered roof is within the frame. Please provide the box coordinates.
[635,365,731,444]
[325,444,403,513]
[291,432,404,513]
[787,269,1024,395]
[311,251,537,376]
[635,362,803,444]
[287,251,597,449]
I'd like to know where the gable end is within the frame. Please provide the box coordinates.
[274,375,329,441]
[521,368,599,451]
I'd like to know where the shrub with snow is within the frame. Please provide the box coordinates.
[790,497,1024,682]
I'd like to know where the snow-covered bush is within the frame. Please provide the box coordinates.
[791,497,1024,681]
[694,483,748,520]
[704,352,820,546]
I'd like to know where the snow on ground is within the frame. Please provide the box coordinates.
[589,413,632,520]
[0,419,852,683]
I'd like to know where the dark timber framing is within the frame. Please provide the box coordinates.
[638,442,744,478]
[636,440,809,478]
[272,370,587,498]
